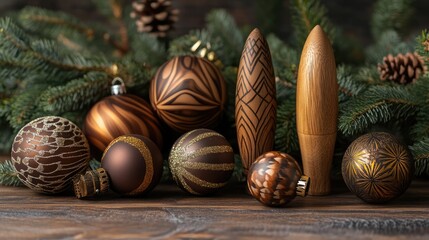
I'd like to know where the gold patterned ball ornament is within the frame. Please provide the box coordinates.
[342,132,414,203]
[11,116,91,194]
[247,151,309,207]
[150,56,227,133]
[169,129,235,195]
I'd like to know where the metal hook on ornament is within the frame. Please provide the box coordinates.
[111,77,127,95]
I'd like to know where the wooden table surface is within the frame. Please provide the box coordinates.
[0,176,428,240]
[0,155,428,239]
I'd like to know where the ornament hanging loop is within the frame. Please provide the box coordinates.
[111,77,127,95]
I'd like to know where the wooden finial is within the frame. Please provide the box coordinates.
[236,28,277,176]
[296,25,338,195]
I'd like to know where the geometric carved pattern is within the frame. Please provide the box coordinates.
[235,28,276,175]
[11,116,90,194]
[342,132,414,203]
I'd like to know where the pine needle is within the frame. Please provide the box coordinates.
[0,160,23,187]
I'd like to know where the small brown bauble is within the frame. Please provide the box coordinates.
[342,132,414,203]
[169,129,234,195]
[11,116,90,194]
[84,81,163,152]
[150,56,227,133]
[101,134,163,196]
[247,151,309,207]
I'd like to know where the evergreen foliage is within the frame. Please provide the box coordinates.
[1,0,429,187]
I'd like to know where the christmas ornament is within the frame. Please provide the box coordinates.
[101,134,163,196]
[84,78,163,153]
[150,56,227,133]
[378,52,425,84]
[190,33,223,68]
[247,151,309,207]
[235,28,276,176]
[73,168,109,199]
[11,116,90,194]
[169,129,234,195]
[130,0,179,37]
[296,25,338,196]
[342,132,414,203]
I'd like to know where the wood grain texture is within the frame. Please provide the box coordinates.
[150,56,227,133]
[0,177,428,239]
[296,25,338,196]
[235,28,276,175]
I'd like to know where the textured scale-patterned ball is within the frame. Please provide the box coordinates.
[342,132,414,203]
[84,94,163,152]
[247,151,303,207]
[169,129,234,195]
[11,116,90,194]
[150,56,227,133]
[101,134,163,196]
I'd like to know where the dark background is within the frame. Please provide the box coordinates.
[0,0,428,47]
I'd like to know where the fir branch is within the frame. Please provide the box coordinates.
[416,29,429,69]
[130,33,166,67]
[7,86,46,129]
[205,9,243,66]
[290,0,336,47]
[410,139,429,177]
[267,34,299,80]
[365,30,413,64]
[339,86,418,136]
[337,65,367,103]
[371,0,413,40]
[38,72,110,113]
[0,160,22,187]
[89,159,101,171]
[275,100,299,154]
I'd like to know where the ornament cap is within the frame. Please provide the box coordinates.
[73,168,109,199]
[111,77,127,95]
[296,175,310,197]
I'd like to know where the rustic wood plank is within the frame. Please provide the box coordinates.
[0,179,428,239]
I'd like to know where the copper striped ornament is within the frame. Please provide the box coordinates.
[169,129,234,195]
[11,116,90,194]
[150,56,227,133]
[235,28,277,176]
[84,94,163,152]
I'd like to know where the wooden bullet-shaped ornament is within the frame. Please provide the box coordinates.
[235,28,276,175]
[296,25,338,195]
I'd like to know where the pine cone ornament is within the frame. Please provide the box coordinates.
[378,52,425,84]
[130,0,179,37]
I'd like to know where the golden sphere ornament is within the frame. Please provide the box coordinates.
[11,116,90,194]
[150,56,227,133]
[169,129,234,195]
[342,132,414,203]
[247,151,309,207]
[84,78,163,153]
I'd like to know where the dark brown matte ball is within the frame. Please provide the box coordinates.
[150,56,227,133]
[84,94,163,152]
[247,151,303,207]
[169,129,234,195]
[101,134,163,196]
[11,116,91,194]
[342,132,414,203]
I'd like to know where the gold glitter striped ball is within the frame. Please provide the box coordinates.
[247,151,303,207]
[342,132,413,203]
[84,94,163,152]
[11,116,90,194]
[169,129,234,195]
[150,56,227,133]
[101,135,163,196]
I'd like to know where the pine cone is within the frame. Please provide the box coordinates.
[130,0,179,37]
[378,52,425,84]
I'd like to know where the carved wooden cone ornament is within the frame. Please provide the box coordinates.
[235,28,277,176]
[296,25,338,195]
